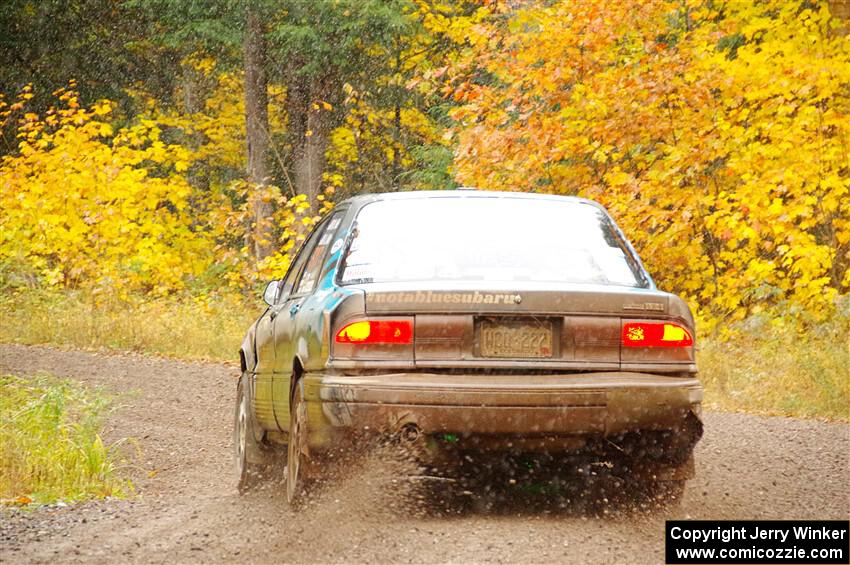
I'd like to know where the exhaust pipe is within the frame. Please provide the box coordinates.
[399,423,421,443]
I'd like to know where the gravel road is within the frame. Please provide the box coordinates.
[1,343,848,564]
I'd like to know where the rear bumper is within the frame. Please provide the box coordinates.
[302,371,702,450]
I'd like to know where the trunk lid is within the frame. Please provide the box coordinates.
[346,282,690,371]
[360,281,668,316]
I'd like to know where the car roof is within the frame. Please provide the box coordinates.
[338,189,606,210]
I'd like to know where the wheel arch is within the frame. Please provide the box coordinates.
[290,356,305,406]
[239,349,248,373]
[239,322,259,374]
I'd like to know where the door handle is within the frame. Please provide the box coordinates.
[269,309,278,321]
[289,303,300,316]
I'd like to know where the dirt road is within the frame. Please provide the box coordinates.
[1,344,848,564]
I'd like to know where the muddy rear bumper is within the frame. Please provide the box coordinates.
[301,371,702,451]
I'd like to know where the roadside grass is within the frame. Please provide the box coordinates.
[699,311,850,421]
[0,289,258,363]
[1,289,847,420]
[0,374,131,504]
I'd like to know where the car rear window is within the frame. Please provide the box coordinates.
[339,197,647,287]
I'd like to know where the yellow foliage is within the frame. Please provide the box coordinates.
[0,79,324,295]
[450,0,850,327]
[326,83,446,194]
[0,85,209,295]
[201,181,328,289]
[139,58,287,172]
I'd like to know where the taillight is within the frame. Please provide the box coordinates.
[335,320,413,344]
[622,321,693,347]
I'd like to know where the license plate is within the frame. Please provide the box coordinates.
[479,319,553,358]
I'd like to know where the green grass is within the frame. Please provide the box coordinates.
[0,289,258,363]
[0,374,131,504]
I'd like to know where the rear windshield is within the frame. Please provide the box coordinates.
[339,197,647,287]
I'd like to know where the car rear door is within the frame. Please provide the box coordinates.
[271,211,346,430]
[253,274,296,430]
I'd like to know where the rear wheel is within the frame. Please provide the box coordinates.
[234,372,275,493]
[286,381,308,506]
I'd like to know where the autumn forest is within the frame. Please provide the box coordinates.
[1,1,848,417]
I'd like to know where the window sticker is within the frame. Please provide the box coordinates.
[342,265,374,282]
[330,238,343,254]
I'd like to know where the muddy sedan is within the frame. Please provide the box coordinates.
[234,190,703,505]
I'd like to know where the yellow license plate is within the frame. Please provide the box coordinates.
[479,319,553,358]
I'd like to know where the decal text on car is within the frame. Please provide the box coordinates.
[370,291,522,305]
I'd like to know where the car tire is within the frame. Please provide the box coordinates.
[286,379,308,507]
[234,371,274,494]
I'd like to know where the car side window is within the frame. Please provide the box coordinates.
[274,221,326,303]
[292,211,344,296]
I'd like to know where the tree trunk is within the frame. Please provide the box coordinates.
[291,76,331,210]
[244,8,272,260]
[285,73,308,200]
[391,48,402,189]
[181,62,211,198]
[827,0,850,35]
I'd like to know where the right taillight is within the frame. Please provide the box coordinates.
[622,321,693,347]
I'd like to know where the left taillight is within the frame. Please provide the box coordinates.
[335,320,413,344]
[331,316,415,364]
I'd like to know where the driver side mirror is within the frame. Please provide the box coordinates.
[263,280,279,306]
